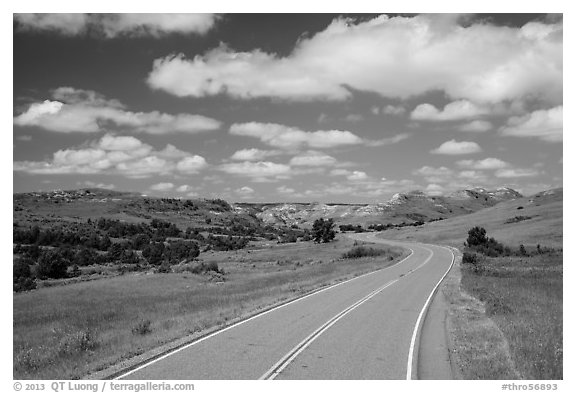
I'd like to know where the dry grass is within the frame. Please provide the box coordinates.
[460,253,563,379]
[442,254,520,379]
[382,195,562,249]
[13,236,406,379]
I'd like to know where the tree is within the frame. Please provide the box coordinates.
[466,226,487,247]
[312,218,336,243]
[35,249,69,279]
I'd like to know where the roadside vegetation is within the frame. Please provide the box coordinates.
[13,231,407,379]
[457,227,563,379]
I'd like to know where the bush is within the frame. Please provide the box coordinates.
[131,319,152,335]
[466,226,488,247]
[157,261,172,273]
[343,246,387,259]
[312,218,336,243]
[462,252,478,265]
[465,226,506,257]
[35,249,69,279]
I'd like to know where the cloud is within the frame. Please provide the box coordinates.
[495,168,540,178]
[344,114,364,122]
[410,100,488,121]
[457,170,489,182]
[13,134,209,178]
[147,15,562,105]
[330,169,369,181]
[230,148,281,161]
[176,156,209,174]
[412,166,454,183]
[229,122,364,149]
[235,186,255,195]
[431,139,482,155]
[382,105,406,115]
[219,161,292,180]
[276,185,296,194]
[499,106,562,142]
[365,133,411,147]
[13,87,221,134]
[176,185,193,193]
[425,183,445,196]
[459,120,493,132]
[456,158,511,170]
[78,181,116,190]
[289,151,337,167]
[14,13,219,37]
[150,182,175,191]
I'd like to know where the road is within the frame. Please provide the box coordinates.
[118,234,454,380]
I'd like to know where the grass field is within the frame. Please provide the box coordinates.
[13,236,407,379]
[460,252,563,379]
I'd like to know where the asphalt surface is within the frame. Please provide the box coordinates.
[119,234,454,380]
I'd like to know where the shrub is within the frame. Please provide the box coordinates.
[58,329,99,354]
[157,261,172,273]
[312,218,336,243]
[14,276,36,292]
[35,249,69,279]
[343,246,387,259]
[131,319,152,335]
[466,226,488,247]
[462,252,478,265]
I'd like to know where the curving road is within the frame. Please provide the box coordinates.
[117,234,454,380]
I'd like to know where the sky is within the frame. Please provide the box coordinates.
[12,13,563,203]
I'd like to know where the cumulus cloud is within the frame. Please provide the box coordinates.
[456,157,511,170]
[176,185,194,193]
[276,185,296,194]
[410,100,488,121]
[235,186,255,195]
[13,87,222,134]
[500,106,562,142]
[330,169,369,181]
[289,151,337,167]
[230,148,281,161]
[495,168,540,178]
[14,13,219,37]
[412,166,454,183]
[150,182,175,191]
[459,120,493,132]
[13,134,209,178]
[176,156,208,174]
[219,161,292,179]
[383,105,406,115]
[229,122,364,149]
[147,14,562,105]
[431,139,482,155]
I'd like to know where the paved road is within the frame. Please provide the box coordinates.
[118,234,454,380]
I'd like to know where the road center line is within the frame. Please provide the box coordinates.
[259,246,436,380]
[259,279,398,380]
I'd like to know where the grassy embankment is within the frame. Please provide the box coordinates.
[379,190,563,379]
[14,236,406,379]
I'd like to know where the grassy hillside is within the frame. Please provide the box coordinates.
[380,188,562,248]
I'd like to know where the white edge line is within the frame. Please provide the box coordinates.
[406,245,456,380]
[260,279,399,380]
[114,243,415,380]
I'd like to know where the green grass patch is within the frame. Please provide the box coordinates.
[342,246,398,259]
